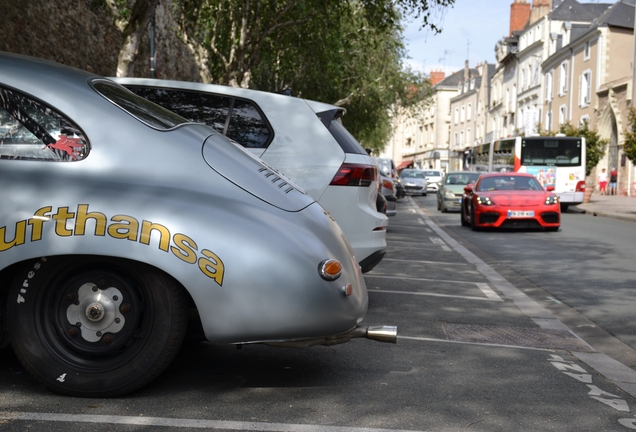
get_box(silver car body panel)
[0,52,367,344]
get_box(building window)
[559,61,568,96]
[584,41,590,61]
[580,114,590,126]
[466,128,471,146]
[460,106,465,123]
[546,111,552,131]
[559,105,567,125]
[454,108,459,124]
[580,70,592,107]
[546,71,553,101]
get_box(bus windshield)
[520,137,582,167]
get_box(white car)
[113,78,388,272]
[423,170,444,192]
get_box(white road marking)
[369,289,503,302]
[0,412,430,432]
[398,335,554,352]
[476,283,503,300]
[380,258,475,267]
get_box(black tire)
[7,256,187,397]
[470,204,479,231]
[460,205,469,227]
[422,192,427,196]
[560,203,570,212]
[437,198,441,211]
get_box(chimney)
[530,0,551,25]
[464,60,470,81]
[429,69,445,86]
[510,0,531,36]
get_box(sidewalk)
[570,193,636,222]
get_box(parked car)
[113,78,387,273]
[375,157,404,199]
[422,169,444,193]
[0,52,396,397]
[378,172,397,217]
[399,169,429,196]
[436,171,481,213]
[460,172,560,231]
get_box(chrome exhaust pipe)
[263,325,397,348]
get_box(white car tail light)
[330,163,377,187]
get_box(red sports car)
[460,172,560,231]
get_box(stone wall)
[0,0,200,81]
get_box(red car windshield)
[477,176,543,192]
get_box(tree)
[623,107,636,164]
[172,0,441,150]
[106,0,161,77]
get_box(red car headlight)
[545,195,559,205]
[476,196,494,206]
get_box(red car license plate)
[507,210,534,218]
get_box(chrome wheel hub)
[66,283,125,342]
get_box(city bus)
[469,135,586,210]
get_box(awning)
[396,160,413,170]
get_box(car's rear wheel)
[8,256,187,397]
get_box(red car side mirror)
[546,185,555,191]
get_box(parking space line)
[0,412,429,432]
[476,282,503,300]
[380,258,476,267]
[398,335,555,352]
[367,274,493,286]
[369,289,503,301]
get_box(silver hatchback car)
[0,52,395,397]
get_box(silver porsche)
[0,52,395,397]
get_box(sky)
[402,0,605,77]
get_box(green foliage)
[172,0,440,152]
[548,121,607,177]
[623,107,636,165]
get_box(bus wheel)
[8,256,187,397]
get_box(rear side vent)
[259,167,294,193]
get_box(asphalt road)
[1,195,636,431]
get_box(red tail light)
[576,181,585,192]
[330,163,378,187]
[382,178,394,191]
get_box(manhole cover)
[443,323,593,352]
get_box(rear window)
[327,120,368,155]
[125,86,273,149]
[423,171,441,177]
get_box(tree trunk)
[116,0,160,77]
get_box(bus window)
[520,137,582,167]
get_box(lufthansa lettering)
[0,204,225,286]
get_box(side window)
[0,86,89,161]
[127,87,231,133]
[225,99,272,148]
[125,86,272,149]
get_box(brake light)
[576,181,585,192]
[330,163,377,187]
[382,179,394,191]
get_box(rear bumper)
[359,249,386,273]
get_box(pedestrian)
[598,168,608,195]
[609,167,618,195]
